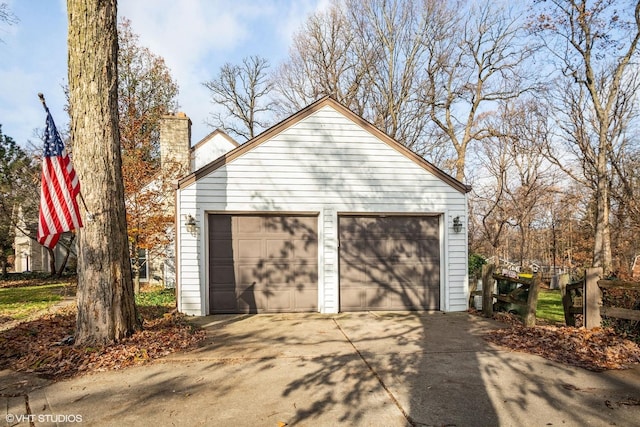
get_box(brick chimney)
[159,112,191,177]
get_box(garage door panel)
[340,261,366,285]
[390,240,437,261]
[236,216,262,233]
[237,239,262,259]
[209,215,233,236]
[362,239,388,259]
[265,239,293,259]
[290,261,318,284]
[364,288,389,308]
[260,261,290,284]
[295,289,318,310]
[209,214,318,314]
[237,261,290,285]
[210,264,235,285]
[384,265,419,284]
[211,239,234,259]
[340,216,440,311]
[237,264,258,285]
[265,291,292,311]
[364,263,393,285]
[387,288,427,310]
[262,216,284,234]
[210,290,237,311]
[292,238,317,258]
[340,288,365,310]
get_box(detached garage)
[175,96,471,315]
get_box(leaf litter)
[0,304,206,380]
[484,312,640,371]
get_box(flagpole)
[37,92,92,220]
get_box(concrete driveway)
[2,312,639,426]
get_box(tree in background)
[273,3,369,117]
[423,0,538,181]
[530,0,640,273]
[273,0,434,154]
[493,100,559,266]
[118,18,180,293]
[271,0,536,180]
[0,126,39,276]
[0,2,17,38]
[203,55,274,141]
[198,0,640,274]
[611,141,640,273]
[68,0,139,345]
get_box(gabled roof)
[190,128,239,152]
[178,96,471,194]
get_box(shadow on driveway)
[188,311,500,425]
[3,312,639,426]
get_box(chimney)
[159,112,191,176]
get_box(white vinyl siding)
[191,133,237,171]
[177,105,468,315]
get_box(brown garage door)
[209,214,318,314]
[339,215,440,311]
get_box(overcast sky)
[0,0,327,148]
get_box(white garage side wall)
[178,105,468,315]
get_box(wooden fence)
[561,267,640,328]
[480,264,541,327]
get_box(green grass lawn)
[135,286,176,307]
[0,283,71,320]
[537,289,565,324]
[0,276,175,323]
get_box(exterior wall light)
[452,216,463,233]
[185,214,197,234]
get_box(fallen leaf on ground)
[0,305,206,380]
[483,312,640,371]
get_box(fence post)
[468,273,477,308]
[482,264,495,317]
[584,267,603,329]
[559,277,575,327]
[522,273,541,327]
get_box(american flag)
[37,108,82,249]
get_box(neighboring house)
[13,205,74,274]
[131,112,239,287]
[13,229,74,273]
[12,113,238,282]
[174,96,471,315]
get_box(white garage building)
[175,97,471,315]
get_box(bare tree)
[275,0,536,178]
[470,120,512,260]
[68,0,139,345]
[0,3,17,40]
[273,2,370,117]
[275,0,433,153]
[530,0,640,272]
[423,0,539,181]
[471,99,559,266]
[500,101,559,266]
[204,55,275,141]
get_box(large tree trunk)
[68,0,139,345]
[593,150,612,273]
